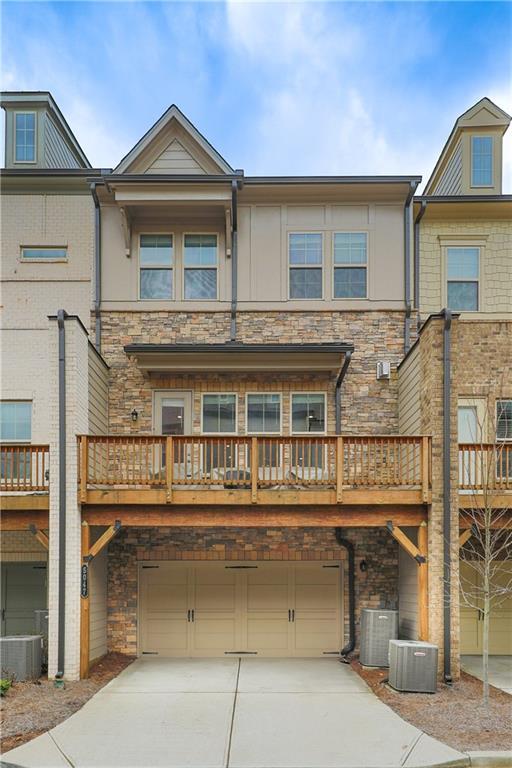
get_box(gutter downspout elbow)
[414,201,427,329]
[335,350,353,435]
[442,307,453,684]
[90,183,101,352]
[230,180,240,342]
[335,528,356,657]
[56,309,68,680]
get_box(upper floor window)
[21,247,67,261]
[246,394,281,433]
[333,233,367,298]
[139,235,173,300]
[291,393,326,434]
[15,113,36,162]
[289,233,322,299]
[447,247,479,311]
[0,401,32,441]
[471,136,493,187]
[496,400,512,441]
[184,234,218,300]
[202,394,237,434]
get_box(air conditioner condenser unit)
[359,608,398,667]
[388,640,438,693]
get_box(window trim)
[470,135,494,189]
[0,400,32,443]
[14,111,37,164]
[445,245,480,313]
[288,232,324,301]
[138,232,174,301]
[290,392,327,435]
[200,392,238,435]
[332,231,369,300]
[496,399,512,442]
[245,392,283,435]
[20,246,68,263]
[182,232,219,302]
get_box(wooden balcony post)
[166,437,173,503]
[421,436,430,502]
[417,521,429,641]
[80,520,90,679]
[336,436,344,503]
[251,437,258,503]
[80,436,88,504]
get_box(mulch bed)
[351,659,512,752]
[0,652,135,754]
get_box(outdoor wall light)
[359,559,368,572]
[131,409,139,422]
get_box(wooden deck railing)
[459,442,512,491]
[78,434,431,502]
[0,444,49,492]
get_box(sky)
[1,1,512,191]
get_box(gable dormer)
[424,97,510,196]
[1,91,90,170]
[113,104,233,175]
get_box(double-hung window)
[471,136,493,187]
[139,235,173,300]
[447,247,479,311]
[333,233,367,298]
[246,394,281,433]
[202,394,237,434]
[289,233,323,299]
[0,402,32,481]
[15,113,36,162]
[496,400,512,480]
[184,234,218,300]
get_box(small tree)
[459,401,512,707]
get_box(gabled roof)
[0,90,91,168]
[113,104,234,175]
[424,97,511,194]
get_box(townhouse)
[0,92,510,682]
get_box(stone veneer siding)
[107,526,399,657]
[100,310,413,435]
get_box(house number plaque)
[81,564,89,598]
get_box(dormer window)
[471,136,493,187]
[15,113,36,162]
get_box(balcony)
[77,434,432,509]
[459,442,512,511]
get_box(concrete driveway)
[2,658,467,768]
[461,655,512,694]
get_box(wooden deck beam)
[0,495,49,511]
[1,510,49,530]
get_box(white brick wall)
[48,315,89,681]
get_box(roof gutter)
[90,183,101,352]
[335,350,353,434]
[404,181,418,354]
[442,307,453,684]
[414,201,428,328]
[56,310,68,680]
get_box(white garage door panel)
[139,562,343,657]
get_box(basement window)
[447,247,479,311]
[139,235,173,300]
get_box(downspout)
[335,350,353,434]
[230,180,239,342]
[56,309,68,680]
[442,307,452,684]
[335,528,356,657]
[90,183,101,352]
[403,182,417,354]
[413,201,427,329]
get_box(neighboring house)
[0,93,510,682]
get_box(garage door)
[1,563,47,636]
[460,561,512,655]
[139,562,342,657]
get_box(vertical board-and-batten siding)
[431,139,463,195]
[147,139,206,174]
[44,114,81,169]
[398,527,419,640]
[397,344,421,434]
[88,343,109,435]
[89,546,108,662]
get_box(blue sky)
[1,1,511,190]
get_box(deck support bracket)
[387,519,429,641]
[386,520,426,563]
[459,526,476,548]
[29,524,49,550]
